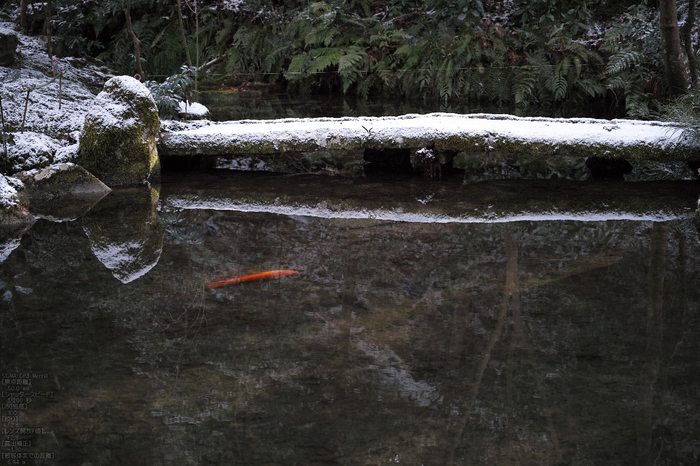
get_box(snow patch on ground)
[54,143,79,163]
[178,101,210,118]
[0,21,111,137]
[6,131,61,172]
[0,174,18,207]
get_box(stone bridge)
[158,113,700,181]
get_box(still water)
[2,171,700,465]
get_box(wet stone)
[15,162,111,200]
[14,162,111,221]
[624,160,697,181]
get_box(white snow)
[178,101,210,118]
[0,20,112,178]
[0,174,18,207]
[0,237,21,263]
[79,76,155,139]
[219,0,246,11]
[107,76,155,103]
[54,143,79,163]
[20,162,77,181]
[6,131,61,172]
[86,95,134,129]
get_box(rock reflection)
[82,186,164,283]
[0,233,22,263]
[353,339,440,407]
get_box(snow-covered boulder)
[77,76,160,187]
[2,131,61,174]
[178,101,210,120]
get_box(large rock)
[14,163,111,221]
[15,162,110,200]
[77,76,160,187]
[0,29,18,66]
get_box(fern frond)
[578,78,605,98]
[338,50,365,74]
[606,50,643,75]
[553,72,568,101]
[286,53,311,80]
[308,47,345,73]
[513,68,538,104]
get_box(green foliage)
[281,1,385,95]
[600,4,664,118]
[512,0,600,36]
[226,15,291,84]
[145,66,196,119]
[664,88,700,145]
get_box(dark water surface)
[2,172,700,465]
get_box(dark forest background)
[6,0,700,118]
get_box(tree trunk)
[125,0,144,77]
[177,0,193,67]
[659,0,688,95]
[683,0,698,88]
[43,0,52,59]
[20,0,30,32]
[194,0,199,101]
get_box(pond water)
[2,170,700,465]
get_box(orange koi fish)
[205,270,299,289]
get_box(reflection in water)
[0,235,21,263]
[637,223,668,466]
[82,187,164,284]
[1,175,700,465]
